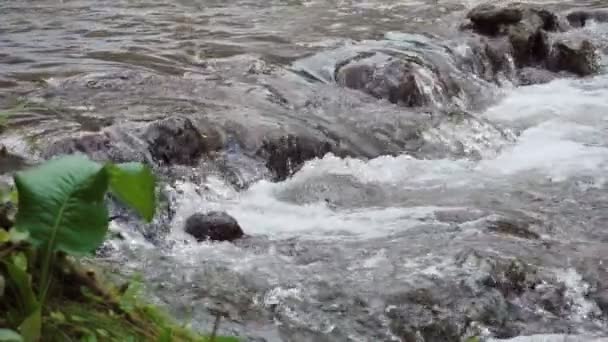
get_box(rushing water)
[2,0,608,341]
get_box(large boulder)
[548,40,601,76]
[467,4,524,36]
[184,211,244,242]
[143,116,210,166]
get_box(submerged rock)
[184,211,244,242]
[487,219,540,240]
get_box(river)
[2,0,608,341]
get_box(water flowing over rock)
[184,211,244,242]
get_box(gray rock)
[257,134,334,181]
[508,26,550,68]
[336,59,430,107]
[567,10,608,28]
[548,40,601,76]
[517,67,556,85]
[184,211,244,242]
[144,116,209,165]
[487,219,540,240]
[467,4,524,36]
[466,4,561,36]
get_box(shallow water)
[2,0,608,341]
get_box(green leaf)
[13,155,110,255]
[11,252,27,271]
[0,329,23,342]
[119,280,143,313]
[3,261,38,314]
[0,229,9,243]
[203,337,240,342]
[8,229,28,243]
[156,328,172,342]
[106,163,156,222]
[9,190,18,205]
[18,308,41,342]
[0,274,4,298]
[81,334,97,342]
[50,311,66,323]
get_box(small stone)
[184,211,244,242]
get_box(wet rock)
[508,27,550,68]
[466,4,560,36]
[42,129,146,163]
[257,134,334,181]
[467,4,524,36]
[143,116,209,165]
[0,145,29,174]
[591,290,608,315]
[566,10,608,28]
[337,59,429,107]
[386,283,512,341]
[517,67,556,85]
[482,259,540,297]
[548,40,600,76]
[487,219,540,240]
[184,211,244,242]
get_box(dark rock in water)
[184,211,244,242]
[257,134,334,181]
[467,4,524,36]
[567,10,608,28]
[0,145,29,174]
[144,116,208,165]
[482,259,540,297]
[592,290,608,315]
[487,219,540,240]
[508,26,550,68]
[548,40,600,76]
[337,60,429,107]
[42,128,146,163]
[466,4,561,36]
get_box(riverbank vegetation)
[0,155,237,342]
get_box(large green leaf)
[0,329,23,342]
[106,163,155,222]
[13,155,110,255]
[18,308,41,342]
